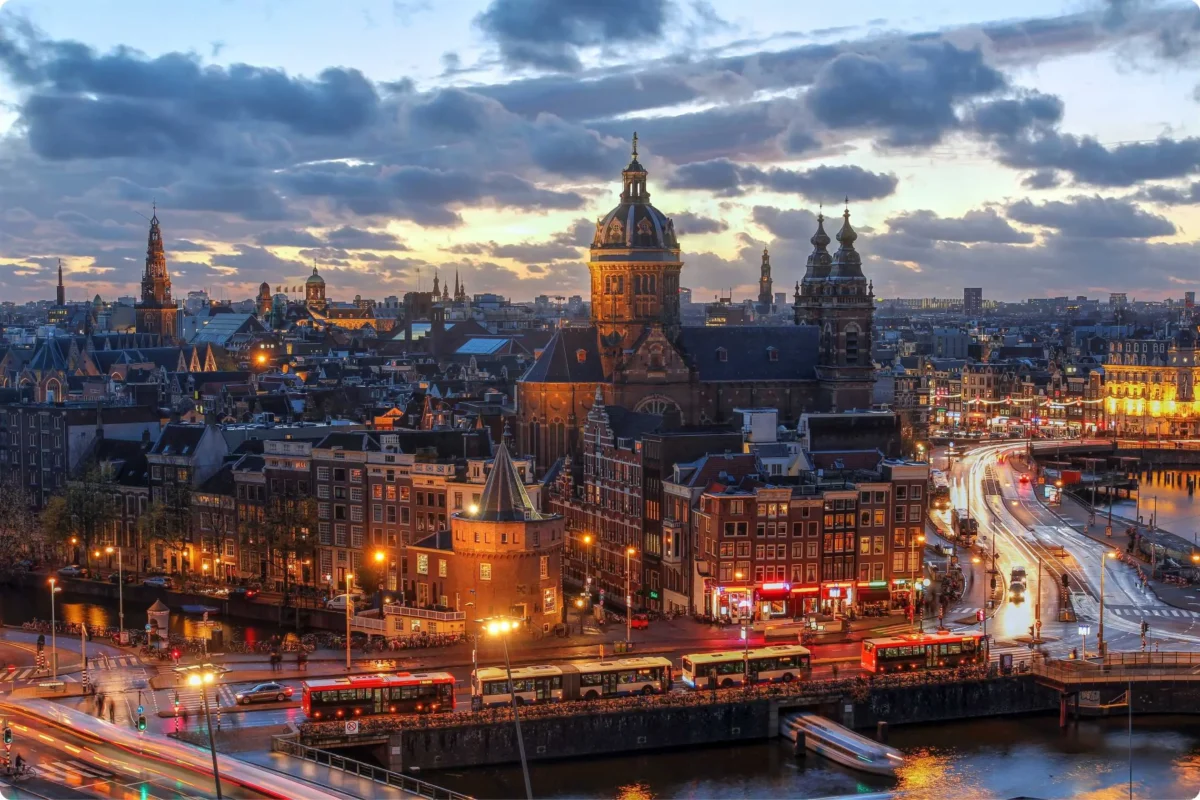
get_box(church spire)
[432,269,440,297]
[56,259,64,306]
[830,200,864,279]
[141,209,172,306]
[621,131,649,204]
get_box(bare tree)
[0,475,40,581]
[138,483,193,575]
[43,468,119,575]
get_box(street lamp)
[345,572,354,670]
[48,578,60,679]
[106,545,124,640]
[1078,624,1091,659]
[624,546,636,645]
[468,503,479,516]
[575,596,586,634]
[581,533,594,600]
[482,617,532,800]
[180,665,227,799]
[1098,550,1118,657]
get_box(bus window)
[863,642,874,653]
[682,658,694,674]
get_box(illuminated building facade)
[1105,330,1200,438]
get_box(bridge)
[1032,652,1200,726]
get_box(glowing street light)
[105,545,124,639]
[480,617,531,800]
[468,503,479,516]
[176,664,229,799]
[625,546,637,644]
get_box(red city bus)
[860,632,986,674]
[301,672,455,720]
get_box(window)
[540,556,549,579]
[416,554,429,575]
[805,563,817,583]
[859,492,871,504]
[859,511,871,526]
[807,542,817,559]
[873,536,885,555]
[791,542,804,559]
[480,562,492,581]
[439,559,447,578]
[350,469,363,483]
[874,509,886,526]
[317,467,329,481]
[372,485,382,500]
[373,505,383,523]
[896,486,907,500]
[894,506,906,523]
[859,536,870,555]
[350,487,362,502]
[911,485,923,500]
[909,504,922,522]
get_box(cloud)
[210,244,306,274]
[992,132,1200,188]
[1136,181,1200,206]
[1006,195,1176,238]
[668,159,898,201]
[806,41,1006,146]
[475,0,668,72]
[281,163,585,225]
[966,92,1064,139]
[254,228,325,247]
[751,206,819,240]
[323,225,407,250]
[1021,170,1061,190]
[886,208,1034,244]
[672,212,729,236]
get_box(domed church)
[515,136,876,471]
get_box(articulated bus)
[861,632,985,674]
[950,507,979,544]
[680,645,812,689]
[929,471,951,511]
[472,657,672,707]
[301,672,456,719]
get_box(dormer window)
[767,347,779,362]
[576,349,588,364]
[716,347,728,363]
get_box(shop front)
[756,582,793,620]
[708,583,754,622]
[790,584,820,616]
[819,581,855,617]
[855,581,891,615]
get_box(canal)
[1103,467,1200,545]
[0,585,289,643]
[434,715,1200,799]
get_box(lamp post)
[48,578,60,679]
[345,572,354,670]
[482,618,532,800]
[575,597,586,635]
[182,666,226,799]
[912,534,926,629]
[624,546,636,645]
[373,550,386,610]
[105,546,124,640]
[1079,623,1091,659]
[1099,550,1117,658]
[581,533,593,600]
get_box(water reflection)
[1107,468,1200,542]
[0,585,292,641]
[433,716,1200,800]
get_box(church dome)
[259,281,270,294]
[306,266,325,286]
[590,134,679,261]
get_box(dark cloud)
[668,159,898,201]
[254,228,324,247]
[475,0,668,72]
[210,244,306,274]
[173,239,213,252]
[281,163,585,225]
[966,92,1063,139]
[886,208,1034,244]
[806,42,1006,146]
[1006,195,1176,238]
[323,226,407,250]
[0,26,379,162]
[992,131,1200,188]
[1136,181,1200,206]
[673,212,729,236]
[487,240,581,261]
[1022,170,1061,190]
[751,206,819,240]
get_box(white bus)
[472,657,672,706]
[472,664,565,707]
[681,644,812,689]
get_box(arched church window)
[635,396,681,416]
[637,217,654,238]
[633,275,642,294]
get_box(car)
[229,587,259,600]
[1019,473,1030,484]
[325,593,366,611]
[56,565,86,578]
[142,576,174,589]
[108,572,135,584]
[630,613,650,630]
[234,682,293,705]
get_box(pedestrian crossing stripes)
[91,655,141,669]
[172,684,237,710]
[7,655,142,682]
[1110,606,1200,619]
[35,759,115,783]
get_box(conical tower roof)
[474,443,543,522]
[829,202,864,279]
[804,211,833,281]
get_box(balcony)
[382,604,465,622]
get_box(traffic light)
[976,609,984,622]
[137,715,146,732]
[173,692,180,708]
[1141,620,1150,636]
[36,634,44,649]
[3,727,12,745]
[171,649,180,661]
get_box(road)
[944,441,1200,656]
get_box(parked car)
[143,576,174,589]
[630,613,650,630]
[229,587,259,600]
[57,565,87,578]
[325,593,366,611]
[108,572,135,584]
[234,682,293,705]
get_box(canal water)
[435,715,1200,799]
[0,585,287,643]
[1099,467,1200,544]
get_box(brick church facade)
[515,136,876,472]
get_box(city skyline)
[0,0,1198,305]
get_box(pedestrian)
[108,702,115,724]
[181,706,190,728]
[831,663,839,679]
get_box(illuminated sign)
[761,582,790,592]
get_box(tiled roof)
[520,327,606,384]
[677,326,819,381]
[474,443,543,522]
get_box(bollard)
[876,721,889,743]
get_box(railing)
[1033,657,1200,685]
[382,604,466,622]
[350,616,386,633]
[1101,651,1200,668]
[272,735,472,800]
